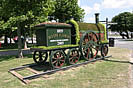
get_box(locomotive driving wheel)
[50,50,66,69]
[80,31,99,60]
[67,48,80,65]
[33,51,48,64]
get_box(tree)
[0,0,55,58]
[128,15,133,32]
[52,0,85,22]
[0,1,10,44]
[111,12,133,39]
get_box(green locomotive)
[31,15,108,69]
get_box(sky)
[78,0,133,23]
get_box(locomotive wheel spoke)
[86,48,90,59]
[52,60,57,64]
[70,56,78,63]
[60,59,64,62]
[91,46,97,50]
[53,57,58,60]
[39,58,43,62]
[81,44,91,60]
[55,62,58,67]
[35,56,39,59]
[90,47,98,59]
[69,57,73,61]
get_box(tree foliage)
[111,12,133,39]
[0,0,85,58]
[52,0,85,22]
[1,0,55,28]
[0,0,55,58]
[0,0,55,39]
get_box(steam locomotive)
[31,14,109,69]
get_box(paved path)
[115,39,133,50]
[0,49,32,56]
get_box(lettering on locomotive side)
[48,34,70,40]
[50,39,69,42]
[47,28,71,46]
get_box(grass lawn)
[0,47,131,88]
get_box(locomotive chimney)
[95,13,99,24]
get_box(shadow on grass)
[103,59,133,65]
[23,54,32,58]
[0,44,18,50]
[0,54,33,62]
[29,62,52,72]
[0,55,18,62]
[22,56,102,75]
[0,43,33,51]
[21,56,90,77]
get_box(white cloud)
[80,3,101,16]
[83,16,95,23]
[81,6,92,15]
[88,17,95,23]
[78,0,93,15]
[78,0,80,6]
[102,0,133,8]
[93,3,101,13]
[79,1,101,22]
[78,0,133,23]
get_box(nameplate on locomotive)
[57,29,63,33]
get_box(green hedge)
[100,23,108,43]
[35,23,72,30]
[78,22,105,31]
[69,19,80,44]
[33,44,79,50]
[78,22,108,43]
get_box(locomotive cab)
[35,22,73,47]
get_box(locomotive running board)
[9,55,112,84]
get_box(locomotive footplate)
[30,46,79,52]
[9,55,112,84]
